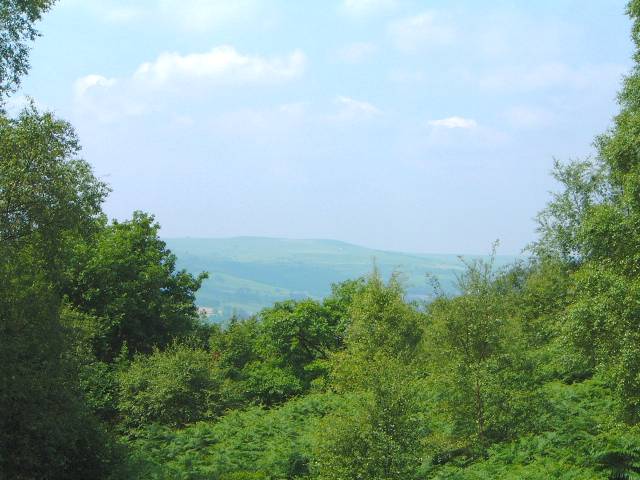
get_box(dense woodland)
[5,1,640,479]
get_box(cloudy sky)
[16,0,633,254]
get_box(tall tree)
[63,211,207,362]
[543,0,640,422]
[0,0,55,102]
[0,107,115,478]
[424,255,540,452]
[314,273,427,480]
[0,106,108,251]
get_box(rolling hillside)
[165,237,517,320]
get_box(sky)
[13,0,634,254]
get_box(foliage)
[0,105,118,478]
[64,211,208,361]
[257,298,342,384]
[424,380,640,480]
[424,254,543,452]
[531,158,610,264]
[117,345,223,430]
[0,254,120,478]
[7,1,640,478]
[0,105,108,260]
[240,360,304,407]
[313,357,427,480]
[205,284,364,409]
[528,0,640,423]
[259,300,337,367]
[210,317,261,374]
[0,0,55,100]
[127,393,343,479]
[341,272,423,365]
[313,273,427,480]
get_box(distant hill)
[165,237,517,320]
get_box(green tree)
[258,298,340,384]
[64,211,208,361]
[424,255,540,452]
[314,273,427,480]
[0,0,55,101]
[209,316,303,408]
[117,344,223,429]
[0,107,116,478]
[531,158,609,264]
[209,317,261,376]
[537,0,640,422]
[322,277,366,338]
[313,356,426,480]
[241,360,303,407]
[341,272,422,363]
[0,106,108,260]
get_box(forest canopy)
[4,1,640,479]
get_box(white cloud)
[173,115,195,127]
[332,96,381,121]
[73,76,149,122]
[74,74,117,97]
[428,116,477,129]
[389,11,455,53]
[342,0,397,16]
[423,123,510,150]
[73,46,306,122]
[336,42,377,63]
[278,102,306,116]
[133,46,306,88]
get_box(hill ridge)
[164,237,516,320]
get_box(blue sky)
[14,0,633,254]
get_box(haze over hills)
[165,237,517,320]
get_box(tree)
[64,211,208,361]
[329,271,424,394]
[341,272,423,364]
[240,360,304,407]
[117,345,223,429]
[313,357,426,480]
[209,317,261,376]
[543,0,640,422]
[314,273,427,480]
[0,257,111,478]
[424,255,540,452]
[0,0,56,102]
[322,277,367,339]
[258,299,340,384]
[0,107,117,478]
[0,105,108,266]
[531,158,609,264]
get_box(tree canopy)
[0,0,55,101]
[6,1,640,479]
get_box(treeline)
[5,0,640,479]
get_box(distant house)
[197,306,216,317]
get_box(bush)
[117,345,222,429]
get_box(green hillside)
[165,237,516,319]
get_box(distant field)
[165,237,517,320]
